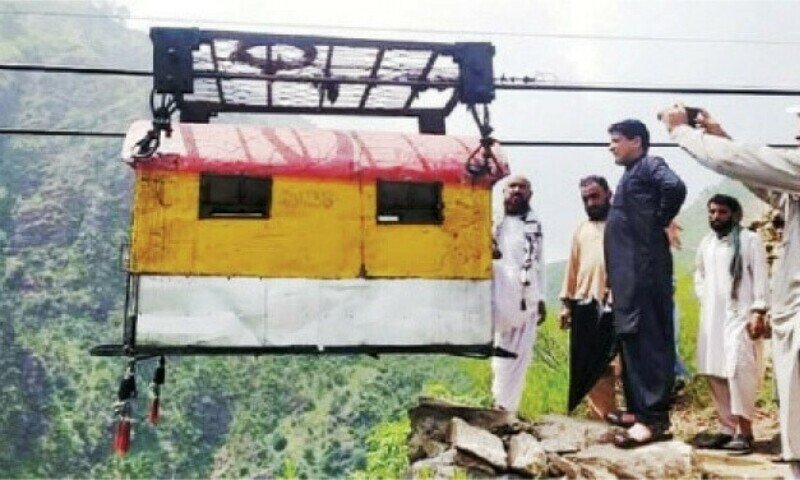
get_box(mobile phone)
[685,107,701,128]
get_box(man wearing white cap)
[660,104,800,476]
[491,175,546,413]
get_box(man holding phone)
[660,104,800,474]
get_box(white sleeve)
[694,237,706,300]
[538,230,546,302]
[671,125,800,195]
[744,183,783,209]
[747,234,770,312]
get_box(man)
[604,119,687,448]
[694,194,768,454]
[492,175,546,413]
[660,105,800,474]
[559,175,619,419]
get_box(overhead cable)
[0,63,150,77]
[500,140,798,149]
[494,82,800,96]
[0,128,796,149]
[3,9,800,46]
[3,63,800,97]
[0,128,125,138]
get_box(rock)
[413,464,458,480]
[421,438,449,459]
[568,440,694,478]
[578,463,617,479]
[407,414,450,462]
[409,397,520,438]
[454,449,497,476]
[507,432,547,477]
[695,450,784,479]
[540,438,580,455]
[408,416,447,462]
[533,414,614,450]
[547,453,580,478]
[449,417,507,469]
[410,449,459,479]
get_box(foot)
[723,434,754,455]
[671,377,688,401]
[613,423,673,449]
[605,409,636,428]
[693,432,734,449]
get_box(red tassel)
[148,357,165,426]
[148,397,160,425]
[113,418,131,455]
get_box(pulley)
[465,104,502,178]
[132,90,180,159]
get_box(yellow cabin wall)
[130,170,491,279]
[361,183,492,278]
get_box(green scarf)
[729,223,743,301]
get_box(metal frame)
[151,27,495,134]
[90,343,512,358]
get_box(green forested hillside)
[0,3,773,478]
[0,3,148,475]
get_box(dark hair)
[708,194,743,218]
[579,175,611,192]
[608,119,650,154]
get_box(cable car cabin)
[116,120,508,356]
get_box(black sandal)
[613,425,673,449]
[605,410,636,428]
[723,434,754,455]
[693,432,733,449]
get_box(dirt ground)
[670,380,791,478]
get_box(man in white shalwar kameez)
[661,104,800,476]
[694,194,768,453]
[491,175,546,413]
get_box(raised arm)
[660,105,800,196]
[741,183,786,209]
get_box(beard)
[504,196,530,215]
[710,218,735,236]
[585,202,610,221]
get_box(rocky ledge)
[407,398,694,479]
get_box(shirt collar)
[624,153,646,171]
[714,232,732,243]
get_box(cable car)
[91,27,506,454]
[120,120,504,353]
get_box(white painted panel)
[136,276,492,347]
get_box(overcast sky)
[116,0,800,260]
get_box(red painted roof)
[122,121,508,187]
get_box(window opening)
[376,180,443,224]
[199,174,272,218]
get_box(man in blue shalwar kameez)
[603,119,687,448]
